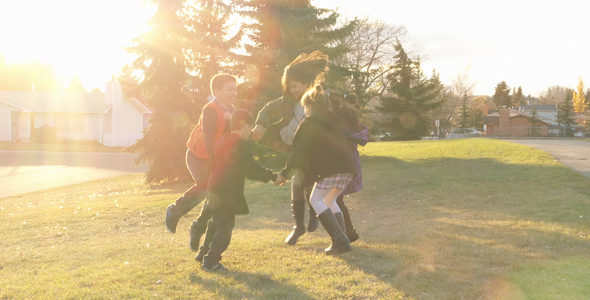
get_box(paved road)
[508,140,590,178]
[0,150,148,198]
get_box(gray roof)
[519,104,559,112]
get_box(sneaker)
[165,204,180,233]
[202,262,228,271]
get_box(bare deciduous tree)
[332,17,408,105]
[430,65,476,134]
[538,85,570,105]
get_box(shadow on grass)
[239,153,590,299]
[189,270,315,300]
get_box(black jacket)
[281,109,356,187]
[206,134,277,215]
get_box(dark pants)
[203,211,235,266]
[292,173,314,224]
[172,150,209,217]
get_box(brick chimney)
[499,108,510,136]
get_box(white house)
[0,82,151,147]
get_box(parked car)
[378,132,395,141]
[446,128,482,139]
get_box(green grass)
[0,141,122,153]
[1,139,589,299]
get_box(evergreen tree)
[116,64,142,103]
[529,104,542,137]
[183,0,243,114]
[125,0,194,183]
[556,92,576,137]
[237,0,354,111]
[458,96,471,128]
[378,42,444,140]
[65,74,86,92]
[492,81,511,108]
[513,86,525,106]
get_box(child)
[251,51,329,246]
[201,109,283,271]
[165,74,236,245]
[329,92,368,243]
[279,86,356,255]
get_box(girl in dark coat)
[328,92,369,243]
[280,86,355,255]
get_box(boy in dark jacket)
[201,109,284,271]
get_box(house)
[0,82,151,147]
[484,108,554,137]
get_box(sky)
[1,0,588,96]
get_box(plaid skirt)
[315,173,354,190]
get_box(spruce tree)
[116,64,143,105]
[378,42,444,140]
[237,0,354,111]
[557,92,576,137]
[184,0,243,114]
[65,74,86,92]
[458,96,471,128]
[125,0,194,183]
[513,86,524,106]
[492,81,510,108]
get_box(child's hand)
[251,124,265,141]
[274,173,286,186]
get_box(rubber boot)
[317,209,351,255]
[284,200,306,245]
[337,195,359,243]
[334,212,346,235]
[307,205,318,232]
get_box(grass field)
[1,139,590,299]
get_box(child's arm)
[238,141,278,183]
[201,106,219,155]
[252,98,284,140]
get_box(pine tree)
[378,42,444,140]
[458,96,471,128]
[492,81,510,108]
[529,104,542,137]
[557,92,576,137]
[116,64,142,103]
[184,0,244,113]
[65,74,86,92]
[513,86,525,106]
[237,0,354,111]
[124,0,194,183]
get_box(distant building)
[484,108,554,137]
[0,82,151,147]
